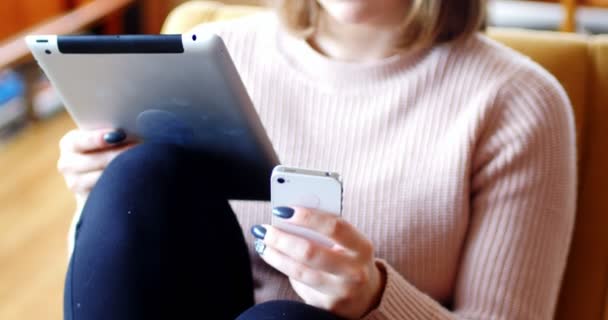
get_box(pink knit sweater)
[192,12,578,319]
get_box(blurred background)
[0,0,606,319]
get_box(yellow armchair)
[162,2,608,319]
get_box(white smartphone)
[270,165,343,247]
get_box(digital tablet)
[25,33,279,200]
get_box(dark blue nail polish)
[103,130,126,144]
[273,207,294,219]
[251,225,267,240]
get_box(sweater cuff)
[361,259,451,320]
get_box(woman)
[60,0,576,319]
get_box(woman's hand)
[57,129,135,204]
[251,207,386,319]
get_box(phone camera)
[45,49,51,55]
[192,34,197,41]
[277,178,285,184]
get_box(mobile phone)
[270,165,343,247]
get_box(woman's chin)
[320,2,374,25]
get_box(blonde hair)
[275,0,486,49]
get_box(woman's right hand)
[58,129,136,204]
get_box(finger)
[288,278,335,311]
[65,170,103,194]
[60,129,122,153]
[256,240,344,296]
[263,225,356,276]
[276,206,374,259]
[58,143,135,174]
[75,194,88,209]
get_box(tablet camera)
[277,178,285,184]
[192,34,197,41]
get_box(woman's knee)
[236,301,344,320]
[82,143,191,229]
[104,143,188,181]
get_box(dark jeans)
[64,143,342,320]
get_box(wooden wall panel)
[141,0,171,34]
[0,2,22,41]
[0,0,68,42]
[73,0,124,34]
[19,0,68,27]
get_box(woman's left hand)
[251,207,386,320]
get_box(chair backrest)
[487,29,608,320]
[162,2,608,319]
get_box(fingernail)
[254,239,266,255]
[251,225,267,240]
[273,207,294,219]
[103,130,126,144]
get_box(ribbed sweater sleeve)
[362,70,576,319]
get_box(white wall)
[488,0,608,34]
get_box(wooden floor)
[0,112,75,320]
